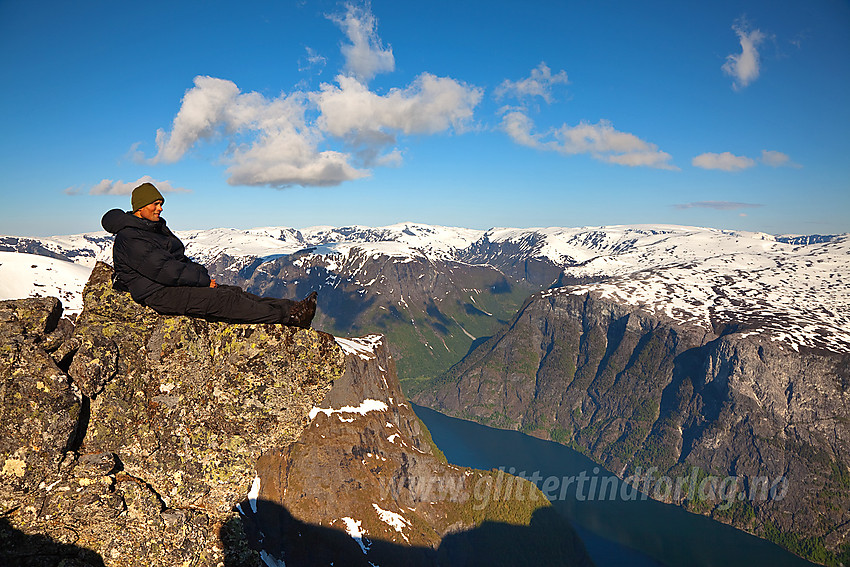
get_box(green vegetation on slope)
[319,283,536,397]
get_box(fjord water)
[412,404,814,567]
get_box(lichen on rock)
[0,297,81,495]
[1,262,344,566]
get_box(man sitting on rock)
[101,182,316,328]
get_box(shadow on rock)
[229,498,590,567]
[0,516,105,567]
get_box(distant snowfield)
[536,227,850,353]
[2,222,847,352]
[176,221,484,263]
[0,251,92,314]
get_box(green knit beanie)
[131,182,165,212]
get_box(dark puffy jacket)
[101,209,211,302]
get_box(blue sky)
[1,0,848,237]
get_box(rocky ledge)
[1,262,344,565]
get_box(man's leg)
[287,291,317,329]
[216,285,296,320]
[144,286,285,324]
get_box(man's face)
[135,200,163,222]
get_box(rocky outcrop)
[1,262,343,565]
[2,263,593,566]
[416,288,850,563]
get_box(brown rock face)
[0,298,79,497]
[248,335,593,566]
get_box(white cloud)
[606,150,676,169]
[88,175,190,196]
[150,75,370,188]
[495,62,569,103]
[691,150,799,172]
[496,62,673,169]
[501,111,677,170]
[299,46,328,73]
[227,142,368,187]
[722,20,766,90]
[151,76,241,165]
[500,110,541,149]
[147,71,481,188]
[329,2,394,83]
[124,141,148,165]
[316,73,482,139]
[313,72,481,168]
[144,4,482,189]
[674,201,762,211]
[692,152,757,171]
[146,2,692,188]
[222,100,370,188]
[760,150,801,168]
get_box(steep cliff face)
[2,263,593,567]
[247,334,591,566]
[416,288,850,562]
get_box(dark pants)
[143,285,294,324]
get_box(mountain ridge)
[3,222,848,355]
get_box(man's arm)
[114,232,211,288]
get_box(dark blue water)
[412,403,815,567]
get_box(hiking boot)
[287,291,317,329]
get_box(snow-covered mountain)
[178,222,485,266]
[2,223,847,353]
[509,225,850,353]
[0,251,91,314]
[0,233,114,267]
